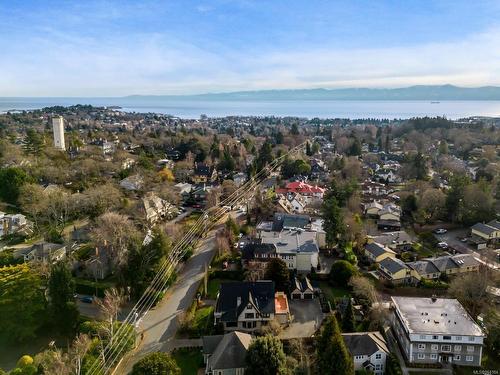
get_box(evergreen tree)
[264,258,290,292]
[316,315,354,375]
[348,138,362,156]
[0,167,31,205]
[306,141,312,156]
[342,298,355,332]
[48,262,79,335]
[321,196,345,248]
[23,128,45,156]
[291,123,299,135]
[131,352,180,375]
[246,335,289,375]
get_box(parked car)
[434,228,447,234]
[437,241,449,249]
[80,296,94,303]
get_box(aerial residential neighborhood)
[1,1,500,375]
[0,105,498,375]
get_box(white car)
[434,228,447,234]
[437,242,449,249]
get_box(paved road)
[116,232,217,374]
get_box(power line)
[86,142,306,374]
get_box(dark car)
[80,296,94,303]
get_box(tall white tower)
[52,116,66,150]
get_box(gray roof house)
[202,331,253,375]
[342,332,389,375]
[22,242,66,263]
[215,281,276,332]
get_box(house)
[120,175,143,191]
[22,242,66,263]
[271,213,311,232]
[139,192,178,225]
[193,163,217,183]
[391,297,485,366]
[260,230,319,272]
[364,201,384,217]
[342,332,389,375]
[361,181,392,198]
[214,281,290,332]
[290,276,315,299]
[470,220,500,244]
[277,192,307,214]
[232,172,247,187]
[378,257,419,285]
[0,212,27,237]
[408,254,480,280]
[369,231,413,252]
[202,331,253,375]
[378,204,401,222]
[364,242,396,263]
[276,181,325,199]
[83,246,113,280]
[377,219,401,231]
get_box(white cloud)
[1,25,499,96]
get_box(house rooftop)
[260,230,318,254]
[342,331,389,357]
[391,297,484,336]
[203,331,252,370]
[365,242,394,258]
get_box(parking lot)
[433,228,474,254]
[280,299,324,339]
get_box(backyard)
[172,347,203,375]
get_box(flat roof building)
[391,296,485,367]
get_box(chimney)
[95,247,99,257]
[431,295,437,303]
[237,296,241,307]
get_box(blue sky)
[1,0,500,96]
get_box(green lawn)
[172,347,203,375]
[319,281,351,305]
[206,278,222,299]
[178,305,215,338]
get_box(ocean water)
[1,97,500,119]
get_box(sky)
[1,0,500,96]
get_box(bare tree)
[349,275,378,307]
[70,333,91,375]
[449,270,493,318]
[91,212,139,270]
[95,288,126,347]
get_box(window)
[375,354,382,360]
[354,355,364,360]
[441,345,451,352]
[455,336,462,341]
[454,355,461,361]
[468,337,475,342]
[432,335,439,340]
[417,354,425,359]
[245,313,254,319]
[419,335,427,339]
[375,364,381,370]
[431,344,439,351]
[466,356,474,362]
[247,304,252,309]
[467,346,474,352]
[454,345,462,352]
[430,354,438,360]
[443,335,451,340]
[417,344,426,350]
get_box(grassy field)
[172,347,203,375]
[206,278,222,299]
[319,281,351,305]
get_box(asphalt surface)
[116,231,217,374]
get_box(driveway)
[433,228,472,255]
[280,299,324,339]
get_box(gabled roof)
[471,222,497,235]
[407,260,439,275]
[203,331,253,371]
[292,276,313,293]
[342,332,389,357]
[486,220,500,230]
[370,231,412,246]
[379,257,407,274]
[241,243,276,260]
[272,213,310,231]
[365,242,394,258]
[215,281,275,322]
[428,256,459,272]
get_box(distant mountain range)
[127,85,500,101]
